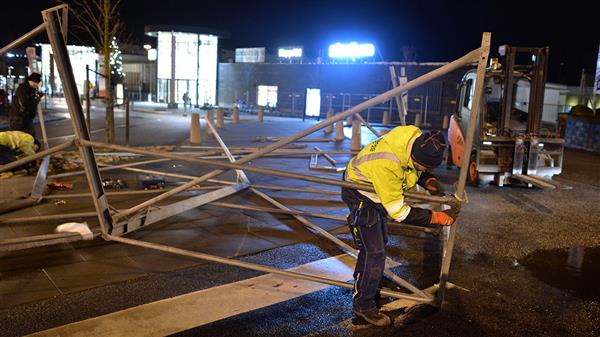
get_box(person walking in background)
[9,72,43,137]
[183,92,191,111]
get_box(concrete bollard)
[257,106,264,122]
[335,117,345,142]
[414,113,422,127]
[382,110,390,126]
[206,109,215,137]
[324,109,334,134]
[232,106,240,124]
[217,108,225,128]
[351,119,362,151]
[442,115,449,129]
[190,113,201,144]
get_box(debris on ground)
[101,178,126,190]
[0,171,15,179]
[1,146,178,179]
[47,181,74,190]
[309,146,345,172]
[138,175,165,190]
[55,222,94,240]
[53,199,67,206]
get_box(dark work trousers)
[0,145,17,165]
[341,186,389,313]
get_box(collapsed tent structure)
[0,5,491,309]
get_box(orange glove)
[430,211,455,226]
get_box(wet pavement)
[1,102,599,336]
[519,247,600,301]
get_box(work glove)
[423,177,445,196]
[430,211,455,226]
[445,198,461,220]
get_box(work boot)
[353,309,392,327]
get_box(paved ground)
[1,100,599,336]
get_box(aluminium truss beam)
[106,234,433,303]
[204,119,430,298]
[81,140,455,206]
[111,182,249,235]
[250,187,431,299]
[0,23,46,56]
[436,32,491,307]
[103,50,475,220]
[42,8,115,234]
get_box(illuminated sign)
[235,48,265,63]
[278,47,302,58]
[328,42,375,58]
[305,88,321,117]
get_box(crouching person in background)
[0,130,40,173]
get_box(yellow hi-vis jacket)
[0,131,36,158]
[345,125,422,222]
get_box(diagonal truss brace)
[111,182,249,235]
[205,118,431,300]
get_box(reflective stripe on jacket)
[345,125,422,222]
[0,131,35,157]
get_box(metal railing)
[246,84,446,126]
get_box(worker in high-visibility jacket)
[0,130,39,165]
[342,125,456,327]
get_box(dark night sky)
[3,0,599,84]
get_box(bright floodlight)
[278,47,302,58]
[328,42,375,58]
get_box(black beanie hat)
[411,130,446,169]
[27,72,42,83]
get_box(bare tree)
[63,0,123,143]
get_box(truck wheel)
[468,153,479,185]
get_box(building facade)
[39,44,97,97]
[145,25,222,107]
[217,62,466,126]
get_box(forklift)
[448,45,565,188]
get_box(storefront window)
[257,85,278,107]
[156,31,217,106]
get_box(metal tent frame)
[0,5,491,309]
